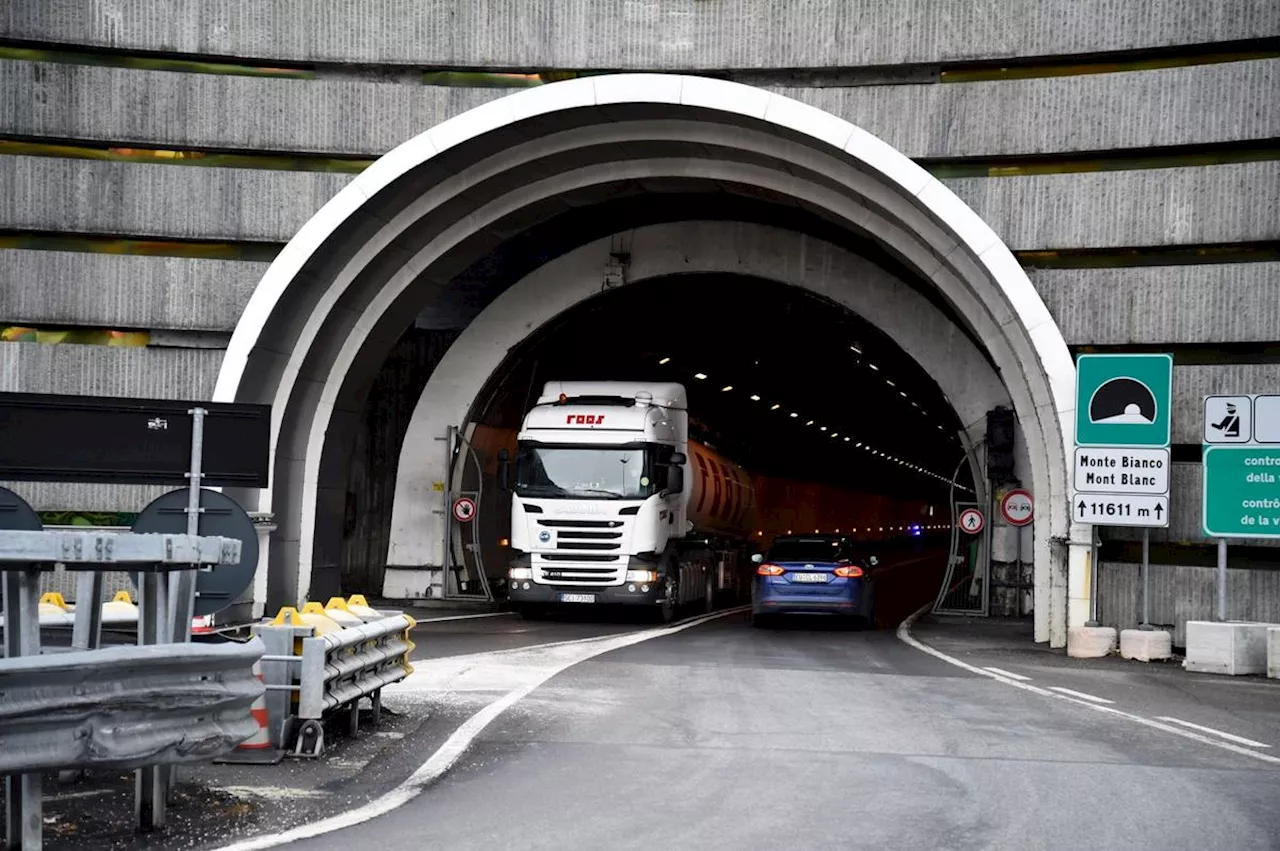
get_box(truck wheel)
[703,572,715,614]
[657,575,678,624]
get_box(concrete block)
[1067,626,1117,658]
[1184,621,1273,676]
[1269,627,1280,680]
[1119,629,1173,662]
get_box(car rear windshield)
[767,538,848,563]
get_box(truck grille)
[534,519,626,585]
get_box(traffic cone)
[214,659,283,764]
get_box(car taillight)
[756,563,785,576]
[834,565,864,578]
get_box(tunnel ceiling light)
[819,425,827,431]
[831,432,838,438]
[771,404,781,410]
[900,391,908,398]
[750,394,761,401]
[658,357,671,365]
[805,420,815,426]
[850,345,862,354]
[721,385,733,392]
[886,380,895,387]
[694,372,707,380]
[868,363,879,371]
[790,412,799,418]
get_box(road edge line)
[208,605,747,851]
[896,602,1280,768]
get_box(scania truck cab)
[500,381,743,622]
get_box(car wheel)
[751,611,770,629]
[657,575,678,624]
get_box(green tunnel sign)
[1203,446,1280,539]
[1074,354,1172,448]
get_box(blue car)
[750,535,879,628]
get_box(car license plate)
[559,593,596,603]
[790,573,828,583]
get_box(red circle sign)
[958,507,985,535]
[1000,489,1034,526]
[452,497,476,523]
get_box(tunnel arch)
[388,219,1011,566]
[212,74,1083,646]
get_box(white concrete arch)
[211,74,1084,645]
[387,220,1011,570]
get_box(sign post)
[1072,354,1173,628]
[1201,394,1280,621]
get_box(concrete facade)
[1,2,1277,643]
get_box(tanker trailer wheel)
[703,569,715,614]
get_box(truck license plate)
[790,573,828,583]
[559,593,596,603]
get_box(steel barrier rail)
[0,637,265,776]
[254,607,415,757]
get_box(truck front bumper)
[507,580,665,607]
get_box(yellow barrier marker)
[322,597,365,628]
[39,592,70,610]
[298,601,343,635]
[112,590,133,604]
[271,606,304,626]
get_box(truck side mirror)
[497,448,511,492]
[669,452,687,465]
[751,553,764,564]
[667,466,684,495]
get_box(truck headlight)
[625,569,658,583]
[509,567,533,580]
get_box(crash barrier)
[1,528,245,850]
[248,596,416,759]
[0,638,265,776]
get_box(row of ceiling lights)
[766,523,959,535]
[657,356,973,492]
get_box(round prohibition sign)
[1000,489,1034,526]
[452,497,477,523]
[958,507,985,535]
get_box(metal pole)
[4,566,43,850]
[71,570,105,650]
[443,425,456,596]
[136,572,166,830]
[1086,531,1100,627]
[169,406,206,644]
[1216,538,1228,622]
[1139,528,1152,630]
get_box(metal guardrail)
[0,638,265,775]
[253,599,416,758]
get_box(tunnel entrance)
[212,75,1081,646]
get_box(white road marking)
[1048,686,1114,705]
[410,611,517,624]
[896,603,1280,768]
[981,666,1032,681]
[208,605,748,851]
[1156,717,1272,749]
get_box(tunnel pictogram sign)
[958,507,985,535]
[1075,354,1172,448]
[452,496,476,523]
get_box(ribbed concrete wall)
[6,59,1278,159]
[0,342,222,398]
[6,0,1277,68]
[0,250,267,332]
[1031,263,1280,345]
[1099,561,1280,646]
[6,155,1277,250]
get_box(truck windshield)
[514,444,662,500]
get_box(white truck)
[499,381,755,621]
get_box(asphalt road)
[408,609,649,660]
[286,611,1280,851]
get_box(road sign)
[1074,354,1172,448]
[131,488,259,617]
[452,496,477,523]
[958,507,985,534]
[999,489,1034,526]
[1072,447,1170,495]
[1203,394,1280,445]
[1202,446,1280,539]
[1074,494,1169,527]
